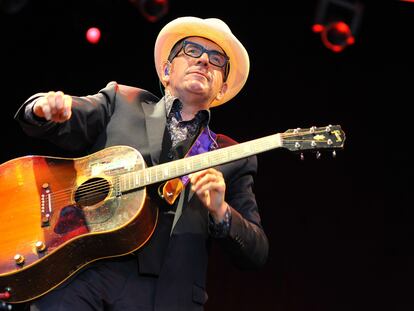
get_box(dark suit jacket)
[15,81,269,310]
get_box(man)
[15,16,269,311]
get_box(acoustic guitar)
[0,125,345,303]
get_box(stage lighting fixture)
[312,0,364,53]
[129,0,169,23]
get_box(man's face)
[166,36,228,107]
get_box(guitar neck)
[116,124,346,193]
[119,133,282,192]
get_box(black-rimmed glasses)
[173,40,229,68]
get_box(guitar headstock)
[281,125,345,158]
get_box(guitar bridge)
[40,183,52,227]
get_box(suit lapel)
[142,98,167,165]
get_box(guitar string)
[48,137,335,200]
[51,150,337,203]
[47,177,121,204]
[6,129,341,212]
[42,129,340,203]
[50,128,338,198]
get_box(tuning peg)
[300,153,304,160]
[310,126,316,133]
[332,150,337,158]
[316,151,321,160]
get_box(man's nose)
[197,52,210,65]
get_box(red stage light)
[129,0,169,23]
[321,21,354,52]
[86,27,101,45]
[312,0,364,53]
[312,24,325,33]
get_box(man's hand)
[33,91,72,122]
[189,168,228,222]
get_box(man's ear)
[215,82,228,101]
[161,61,171,83]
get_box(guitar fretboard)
[118,133,282,192]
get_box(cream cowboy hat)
[154,16,250,107]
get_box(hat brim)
[154,17,249,107]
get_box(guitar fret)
[176,161,184,176]
[156,167,163,181]
[202,156,209,166]
[137,172,142,186]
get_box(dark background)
[0,0,408,310]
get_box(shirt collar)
[163,92,211,125]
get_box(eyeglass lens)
[183,41,228,68]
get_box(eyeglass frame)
[168,39,230,81]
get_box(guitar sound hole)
[75,177,110,207]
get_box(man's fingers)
[55,91,64,110]
[33,91,72,122]
[195,181,222,195]
[190,170,224,193]
[41,104,52,121]
[62,94,72,119]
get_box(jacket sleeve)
[213,132,269,269]
[13,81,119,152]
